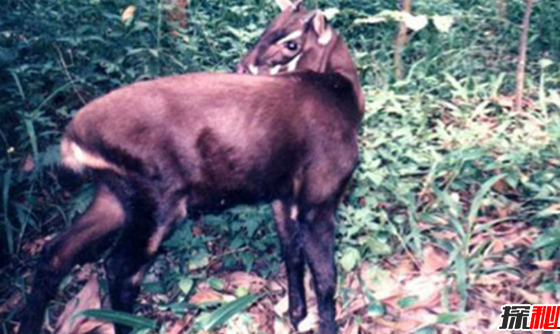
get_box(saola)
[18,1,364,334]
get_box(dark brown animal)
[18,1,364,334]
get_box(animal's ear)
[305,10,333,45]
[275,0,304,11]
[292,0,304,11]
[275,0,296,11]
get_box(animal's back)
[61,72,358,210]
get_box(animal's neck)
[323,34,365,115]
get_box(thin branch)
[54,45,87,106]
[514,0,534,113]
[394,0,412,80]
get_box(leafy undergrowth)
[5,75,560,333]
[3,0,560,333]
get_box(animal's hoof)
[289,306,308,329]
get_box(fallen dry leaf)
[431,230,458,241]
[249,299,275,334]
[360,264,403,301]
[54,275,114,334]
[490,239,504,253]
[393,257,416,278]
[274,317,291,334]
[421,245,448,274]
[189,288,230,305]
[512,287,541,304]
[223,271,267,294]
[273,295,289,317]
[540,292,558,304]
[166,314,194,334]
[533,260,556,271]
[503,254,518,266]
[341,320,359,334]
[475,272,521,286]
[400,273,446,309]
[337,296,367,321]
[297,308,319,333]
[397,308,438,332]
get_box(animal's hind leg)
[298,202,338,334]
[18,184,126,334]
[106,194,186,334]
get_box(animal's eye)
[285,41,298,51]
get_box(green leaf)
[366,302,386,317]
[24,119,39,167]
[193,294,259,332]
[437,312,466,324]
[455,255,468,311]
[0,47,18,66]
[540,58,554,69]
[189,253,210,270]
[414,327,437,334]
[340,247,361,272]
[80,309,157,330]
[467,174,505,226]
[2,169,13,254]
[179,277,194,295]
[535,204,560,218]
[207,277,226,291]
[432,15,454,33]
[397,295,419,308]
[532,230,560,250]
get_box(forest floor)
[2,214,555,334]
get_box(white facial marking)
[290,205,299,221]
[276,30,303,45]
[318,28,333,46]
[287,54,302,72]
[248,64,259,75]
[269,65,281,75]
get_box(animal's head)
[237,0,365,113]
[237,0,336,76]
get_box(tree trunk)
[394,0,413,80]
[514,0,534,112]
[496,0,506,18]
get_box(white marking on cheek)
[290,205,299,221]
[72,142,86,162]
[318,28,333,45]
[248,64,259,75]
[269,65,281,75]
[276,30,303,45]
[287,54,302,72]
